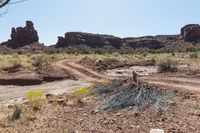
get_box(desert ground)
[0,52,199,133]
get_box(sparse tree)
[0,0,28,16]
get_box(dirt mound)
[79,56,155,71]
[0,65,73,86]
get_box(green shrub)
[25,90,47,111]
[74,84,96,104]
[26,90,46,101]
[157,58,178,73]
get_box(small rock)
[116,112,122,116]
[82,113,87,116]
[46,93,55,99]
[72,130,79,133]
[103,120,109,125]
[150,129,165,133]
[67,100,75,106]
[8,105,14,109]
[57,99,65,105]
[133,112,140,117]
[91,109,100,115]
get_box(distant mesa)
[1,21,200,52]
[180,24,200,42]
[56,32,167,50]
[56,32,123,49]
[2,21,39,49]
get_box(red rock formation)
[2,21,39,48]
[11,21,39,45]
[56,32,123,49]
[180,24,200,42]
[56,32,165,50]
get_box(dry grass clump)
[0,54,34,72]
[1,57,22,73]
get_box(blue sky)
[0,0,200,45]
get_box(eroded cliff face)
[2,21,39,48]
[2,21,200,52]
[180,24,200,42]
[56,32,123,49]
[56,32,168,50]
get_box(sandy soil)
[104,66,200,94]
[0,58,106,106]
[1,57,200,132]
[1,57,200,107]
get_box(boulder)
[150,129,164,133]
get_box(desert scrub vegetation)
[74,84,96,104]
[0,54,34,72]
[25,90,47,111]
[102,80,174,112]
[0,54,24,73]
[74,83,96,96]
[156,58,178,73]
[1,58,22,73]
[31,55,50,69]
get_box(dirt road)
[55,58,108,81]
[0,58,107,106]
[142,76,200,93]
[105,66,200,93]
[1,58,200,106]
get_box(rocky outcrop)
[124,36,164,49]
[56,32,123,49]
[2,21,39,48]
[180,24,200,42]
[56,32,165,50]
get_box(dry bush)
[102,83,174,112]
[157,58,178,73]
[1,58,22,73]
[31,55,50,69]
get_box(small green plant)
[74,87,89,97]
[74,84,96,105]
[189,52,198,59]
[25,90,47,111]
[26,90,46,101]
[157,58,178,73]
